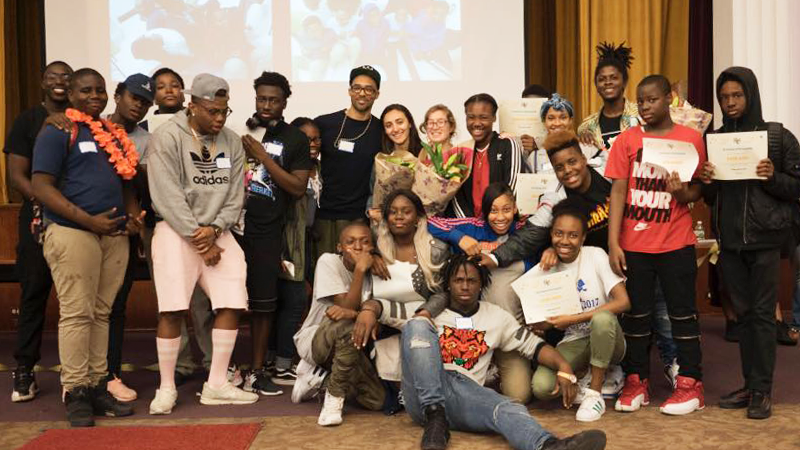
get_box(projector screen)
[45,0,524,138]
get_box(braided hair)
[440,253,491,293]
[594,41,634,82]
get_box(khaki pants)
[311,317,385,410]
[494,350,533,404]
[43,224,129,390]
[532,310,625,400]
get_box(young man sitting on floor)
[351,254,607,450]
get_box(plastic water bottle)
[694,221,705,240]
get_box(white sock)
[156,337,181,390]
[208,329,238,389]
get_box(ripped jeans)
[401,318,553,450]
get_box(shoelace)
[666,385,699,403]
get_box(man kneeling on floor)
[352,254,607,450]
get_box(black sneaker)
[65,386,95,427]
[264,360,276,376]
[421,404,449,450]
[11,367,38,403]
[90,381,134,417]
[272,366,298,386]
[747,390,772,420]
[244,369,283,396]
[719,387,750,409]
[541,430,607,450]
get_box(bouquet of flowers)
[669,82,713,134]
[412,143,473,215]
[372,149,418,209]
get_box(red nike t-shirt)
[604,124,706,254]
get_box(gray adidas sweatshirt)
[147,110,245,239]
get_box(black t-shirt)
[3,104,48,162]
[243,120,313,235]
[598,112,622,149]
[315,110,382,220]
[564,167,611,250]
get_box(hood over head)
[716,66,765,131]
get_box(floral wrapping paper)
[412,146,473,216]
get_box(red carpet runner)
[18,423,262,450]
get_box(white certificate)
[515,173,559,215]
[511,268,582,325]
[641,138,699,182]
[499,98,547,143]
[706,131,768,180]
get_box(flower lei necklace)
[65,108,139,180]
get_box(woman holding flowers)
[447,93,526,218]
[367,104,424,221]
[32,68,143,427]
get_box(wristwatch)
[210,225,222,238]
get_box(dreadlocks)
[441,253,491,293]
[594,41,634,82]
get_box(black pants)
[107,236,138,378]
[267,279,308,362]
[13,201,54,369]
[621,246,702,380]
[718,248,780,393]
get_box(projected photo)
[291,0,462,82]
[109,0,273,82]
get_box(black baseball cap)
[349,65,381,90]
[123,73,155,103]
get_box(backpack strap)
[766,122,784,171]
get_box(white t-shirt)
[293,253,372,363]
[537,246,624,343]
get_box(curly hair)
[440,253,491,293]
[594,41,634,82]
[253,71,292,98]
[543,129,582,159]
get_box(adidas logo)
[190,150,230,185]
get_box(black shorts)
[234,231,281,313]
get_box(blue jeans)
[401,318,553,450]
[653,280,677,365]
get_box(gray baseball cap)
[184,73,230,101]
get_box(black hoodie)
[701,67,800,251]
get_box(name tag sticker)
[216,158,232,169]
[78,142,97,153]
[455,317,473,330]
[265,142,283,156]
[338,140,355,153]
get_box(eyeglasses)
[45,73,71,82]
[349,85,377,96]
[196,102,233,118]
[426,119,448,129]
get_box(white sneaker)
[318,390,344,426]
[576,389,606,422]
[292,360,327,404]
[601,365,625,399]
[149,387,178,415]
[200,382,259,405]
[572,372,591,405]
[664,359,679,389]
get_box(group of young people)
[4,40,800,450]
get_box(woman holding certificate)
[700,67,800,420]
[530,199,630,422]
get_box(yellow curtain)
[551,0,689,124]
[580,0,689,119]
[0,0,7,205]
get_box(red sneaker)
[660,376,704,415]
[614,374,649,412]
